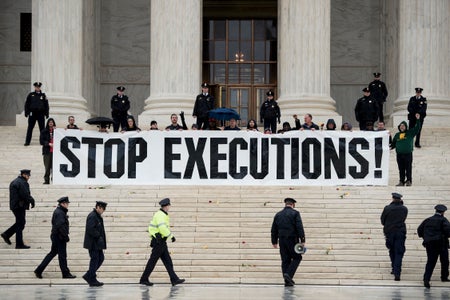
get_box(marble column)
[277,0,338,125]
[391,0,450,127]
[19,0,92,126]
[139,0,201,127]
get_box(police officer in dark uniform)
[354,87,379,130]
[418,204,450,289]
[83,201,107,287]
[271,198,305,286]
[24,82,49,146]
[193,82,215,130]
[260,90,280,134]
[1,169,35,249]
[407,87,427,148]
[34,197,76,279]
[380,192,408,281]
[368,72,388,122]
[111,86,130,132]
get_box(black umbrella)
[86,116,114,128]
[209,108,241,121]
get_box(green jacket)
[391,119,421,154]
[148,209,172,239]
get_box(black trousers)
[396,152,413,183]
[377,101,384,122]
[424,240,449,281]
[263,118,277,134]
[85,249,104,282]
[409,117,424,146]
[279,237,302,281]
[112,115,127,132]
[35,235,70,276]
[3,208,26,246]
[196,117,209,130]
[140,239,178,283]
[25,113,45,144]
[43,153,52,183]
[385,231,406,277]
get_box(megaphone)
[294,243,307,254]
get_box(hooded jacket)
[390,120,420,154]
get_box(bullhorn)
[294,243,307,254]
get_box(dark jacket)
[418,213,450,246]
[260,99,280,122]
[381,201,408,235]
[51,205,70,242]
[407,96,427,119]
[368,80,388,102]
[83,209,107,250]
[271,206,305,244]
[24,91,49,117]
[9,176,35,211]
[355,96,379,123]
[193,93,215,119]
[111,94,130,117]
[40,118,55,155]
[391,120,420,154]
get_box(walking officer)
[193,82,215,130]
[260,90,280,134]
[24,82,49,146]
[418,204,450,289]
[111,86,130,132]
[271,198,306,286]
[380,192,408,281]
[368,72,388,122]
[407,87,427,148]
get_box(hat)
[20,169,31,176]
[57,196,70,204]
[201,82,209,88]
[434,204,447,213]
[284,198,297,204]
[362,87,370,92]
[373,72,381,77]
[415,87,423,93]
[391,192,403,200]
[159,198,171,207]
[266,90,274,96]
[96,201,108,209]
[117,86,126,92]
[33,82,42,87]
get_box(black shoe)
[43,182,50,185]
[284,282,294,287]
[394,276,400,281]
[24,143,30,146]
[441,278,450,282]
[424,280,430,288]
[90,281,104,287]
[1,233,11,245]
[15,245,30,249]
[172,278,185,286]
[405,181,412,186]
[390,270,394,275]
[34,270,43,279]
[63,274,76,279]
[82,274,91,285]
[139,280,154,286]
[415,144,421,148]
[283,273,295,286]
[396,181,405,187]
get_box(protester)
[224,118,241,131]
[299,114,319,130]
[66,116,80,130]
[121,115,140,132]
[150,120,159,130]
[247,119,259,131]
[40,118,56,184]
[165,114,184,131]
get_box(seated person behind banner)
[165,114,184,131]
[264,128,272,134]
[247,119,259,131]
[208,118,221,131]
[191,124,199,130]
[150,120,159,130]
[365,121,375,131]
[277,122,292,134]
[121,115,141,132]
[299,114,320,131]
[66,116,81,130]
[224,118,241,131]
[377,121,392,146]
[325,119,336,130]
[341,122,353,131]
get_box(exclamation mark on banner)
[374,137,382,178]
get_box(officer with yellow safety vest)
[139,198,185,286]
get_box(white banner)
[53,128,390,186]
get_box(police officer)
[354,87,379,130]
[418,204,450,289]
[271,198,306,286]
[193,82,215,130]
[260,90,280,134]
[140,198,185,286]
[24,82,49,146]
[34,197,76,279]
[111,86,130,132]
[83,201,107,287]
[368,72,388,122]
[407,87,427,148]
[380,193,408,281]
[1,169,35,249]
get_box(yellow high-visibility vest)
[148,209,172,239]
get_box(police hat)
[373,72,381,77]
[201,82,209,88]
[33,82,42,88]
[284,198,297,204]
[391,192,403,200]
[57,196,70,204]
[20,169,31,176]
[362,87,370,92]
[96,201,108,209]
[117,86,126,92]
[435,204,447,213]
[415,87,423,93]
[159,198,171,207]
[266,90,274,96]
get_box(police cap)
[391,192,403,200]
[434,204,447,213]
[284,198,297,204]
[362,87,370,92]
[33,82,42,87]
[20,169,31,176]
[415,87,423,93]
[117,86,126,92]
[57,196,70,204]
[159,198,171,207]
[96,201,108,209]
[373,72,381,77]
[266,90,274,96]
[201,82,209,88]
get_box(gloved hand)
[171,236,176,243]
[278,118,281,124]
[31,203,35,209]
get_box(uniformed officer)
[380,193,408,281]
[34,197,76,279]
[1,169,35,249]
[140,198,185,286]
[24,82,49,146]
[418,204,450,289]
[271,198,306,286]
[354,87,379,130]
[111,86,130,132]
[368,72,388,122]
[407,87,427,148]
[193,82,215,130]
[260,90,280,134]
